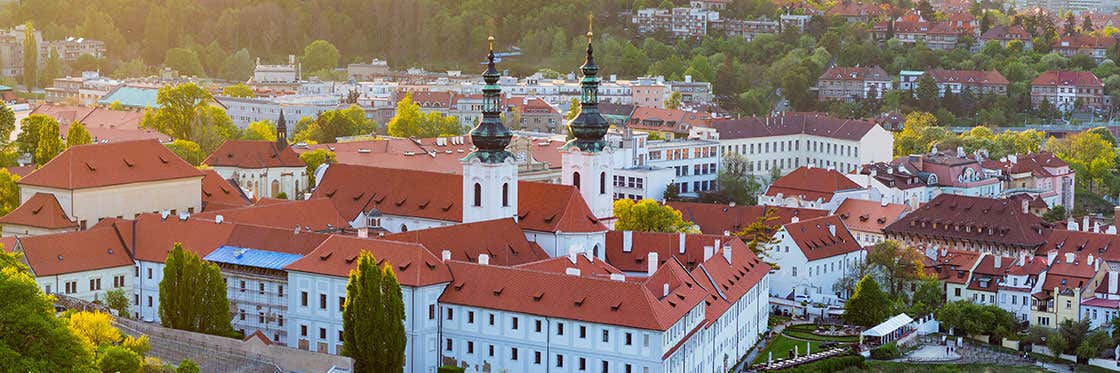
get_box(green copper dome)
[465,36,513,164]
[564,31,609,153]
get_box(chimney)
[293,225,301,235]
[1047,251,1057,266]
[623,231,633,252]
[678,233,686,254]
[1110,271,1118,294]
[1094,221,1101,233]
[1084,216,1091,232]
[441,250,451,261]
[704,245,714,262]
[940,248,947,257]
[357,227,368,238]
[648,252,659,276]
[723,246,732,264]
[994,255,1002,269]
[662,283,670,297]
[1068,217,1079,231]
[1065,252,1075,264]
[1019,251,1027,267]
[1021,199,1029,214]
[610,273,626,282]
[827,224,836,236]
[565,267,582,277]
[478,254,490,265]
[1089,254,1096,268]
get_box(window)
[147,296,152,307]
[512,317,519,330]
[278,285,284,296]
[488,344,494,357]
[580,325,587,338]
[502,183,509,207]
[113,275,125,288]
[626,364,633,373]
[557,322,565,335]
[319,294,327,310]
[954,288,961,297]
[258,282,265,295]
[301,292,308,307]
[579,357,587,371]
[534,351,542,364]
[301,325,308,337]
[511,347,519,360]
[147,268,153,279]
[65,281,77,294]
[557,354,565,367]
[625,332,632,346]
[339,297,345,311]
[445,339,453,351]
[535,319,542,332]
[600,172,606,194]
[572,172,581,190]
[467,341,474,354]
[489,313,495,325]
[468,311,475,324]
[240,280,246,292]
[428,305,436,320]
[602,330,609,343]
[602,361,609,373]
[473,183,482,207]
[447,308,454,320]
[89,278,101,291]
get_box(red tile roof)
[439,259,708,330]
[833,198,909,234]
[0,193,77,229]
[18,227,132,276]
[515,254,623,277]
[884,195,1049,250]
[222,224,330,255]
[200,170,251,212]
[765,166,862,202]
[284,235,452,287]
[313,164,607,233]
[191,198,349,232]
[296,136,566,175]
[30,105,170,143]
[204,140,305,169]
[979,25,1031,42]
[710,112,880,141]
[627,107,710,134]
[827,2,889,17]
[123,214,238,263]
[1052,34,1117,50]
[667,201,827,235]
[930,249,981,284]
[927,69,1009,86]
[1040,229,1120,262]
[383,218,550,266]
[605,230,746,272]
[980,152,1069,178]
[1031,71,1104,87]
[3,165,36,178]
[690,242,770,327]
[19,140,204,190]
[783,215,862,261]
[818,66,890,82]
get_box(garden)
[752,323,860,365]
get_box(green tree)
[122,335,150,357]
[915,74,940,111]
[98,345,141,373]
[164,48,205,77]
[158,243,235,337]
[299,149,336,185]
[221,84,255,98]
[666,91,682,110]
[1042,205,1068,222]
[0,169,20,216]
[176,360,200,373]
[165,140,206,166]
[66,122,92,148]
[342,252,406,371]
[566,97,581,121]
[140,83,217,140]
[1077,330,1110,362]
[188,105,240,154]
[716,152,761,205]
[0,251,95,371]
[0,102,15,142]
[22,22,37,90]
[17,115,56,157]
[220,49,254,81]
[866,240,927,299]
[302,40,340,76]
[298,106,370,143]
[1047,333,1069,359]
[68,311,121,347]
[387,94,462,138]
[732,207,782,265]
[1048,131,1116,193]
[613,199,695,233]
[242,120,277,141]
[894,112,948,156]
[108,100,126,111]
[106,289,130,318]
[910,277,944,316]
[34,118,63,165]
[844,275,890,327]
[42,47,60,86]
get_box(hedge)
[771,355,866,372]
[870,342,901,360]
[437,366,465,373]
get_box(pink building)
[982,152,1075,212]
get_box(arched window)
[473,183,482,207]
[599,172,606,195]
[572,172,581,190]
[502,183,509,207]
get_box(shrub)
[773,355,865,372]
[437,366,465,373]
[870,342,901,360]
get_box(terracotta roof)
[605,230,745,272]
[927,69,1009,86]
[515,254,624,277]
[1082,297,1120,308]
[222,224,330,256]
[627,107,709,134]
[313,164,607,233]
[1006,255,1048,276]
[783,215,862,261]
[285,235,452,287]
[981,152,1069,178]
[930,249,981,284]
[204,140,304,169]
[710,112,879,141]
[1042,248,1095,293]
[1031,71,1104,87]
[19,140,204,189]
[296,136,566,174]
[667,201,827,235]
[504,96,559,115]
[883,195,1049,250]
[765,166,862,202]
[383,218,550,266]
[827,2,888,17]
[854,162,930,190]
[980,25,1031,41]
[833,199,909,234]
[18,227,132,276]
[0,193,77,229]
[818,66,889,82]
[1093,272,1120,296]
[689,242,769,327]
[192,198,348,232]
[966,254,1014,291]
[30,105,169,143]
[1040,229,1120,262]
[1052,34,1117,50]
[200,170,251,212]
[439,259,708,330]
[124,214,238,263]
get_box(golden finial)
[488,35,494,51]
[587,13,594,42]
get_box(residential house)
[759,166,876,211]
[982,152,1076,211]
[14,227,133,303]
[768,215,865,302]
[978,25,1033,50]
[204,138,308,200]
[816,66,892,102]
[1030,71,1109,113]
[883,194,1049,258]
[1051,34,1117,63]
[833,198,910,247]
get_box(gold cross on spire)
[488,35,494,51]
[587,13,594,42]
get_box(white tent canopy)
[862,313,913,338]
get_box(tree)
[733,207,782,264]
[106,288,130,318]
[299,149,336,185]
[666,91,682,110]
[140,83,219,140]
[915,74,940,111]
[17,114,55,156]
[0,169,20,216]
[164,48,205,77]
[68,311,121,347]
[219,49,254,81]
[122,335,150,357]
[1077,330,1110,362]
[221,84,256,98]
[866,240,927,298]
[22,22,37,90]
[1048,131,1116,193]
[108,101,126,111]
[159,243,235,337]
[42,47,60,86]
[66,122,92,148]
[98,345,141,373]
[1083,15,1095,33]
[188,105,240,154]
[303,40,340,76]
[613,199,695,233]
[834,261,873,298]
[386,95,462,139]
[0,251,95,371]
[165,140,206,166]
[1047,333,1069,359]
[0,103,15,141]
[34,118,63,166]
[894,112,948,156]
[1042,204,1068,222]
[342,251,406,371]
[910,277,944,316]
[716,152,761,206]
[1065,13,1078,36]
[176,360,200,373]
[662,183,680,201]
[242,120,277,141]
[844,275,890,327]
[566,97,581,121]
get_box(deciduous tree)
[0,251,95,371]
[34,118,63,165]
[302,40,340,76]
[140,83,220,140]
[893,112,949,156]
[0,169,20,216]
[733,207,782,265]
[844,275,890,327]
[613,199,695,233]
[299,149,336,185]
[867,240,927,298]
[1048,131,1116,193]
[387,94,463,139]
[0,103,14,141]
[165,139,205,166]
[67,311,121,346]
[66,122,92,148]
[222,84,255,98]
[98,346,141,373]
[242,120,277,141]
[159,243,235,337]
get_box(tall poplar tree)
[22,22,37,90]
[159,243,235,337]
[382,263,406,369]
[66,122,92,148]
[34,120,62,166]
[342,251,405,372]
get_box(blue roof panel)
[204,246,304,270]
[98,86,160,108]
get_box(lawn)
[862,362,1049,373]
[768,314,791,328]
[782,324,861,342]
[752,335,821,365]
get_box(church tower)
[462,36,518,224]
[562,21,615,220]
[276,110,288,148]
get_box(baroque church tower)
[562,22,615,221]
[462,36,518,223]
